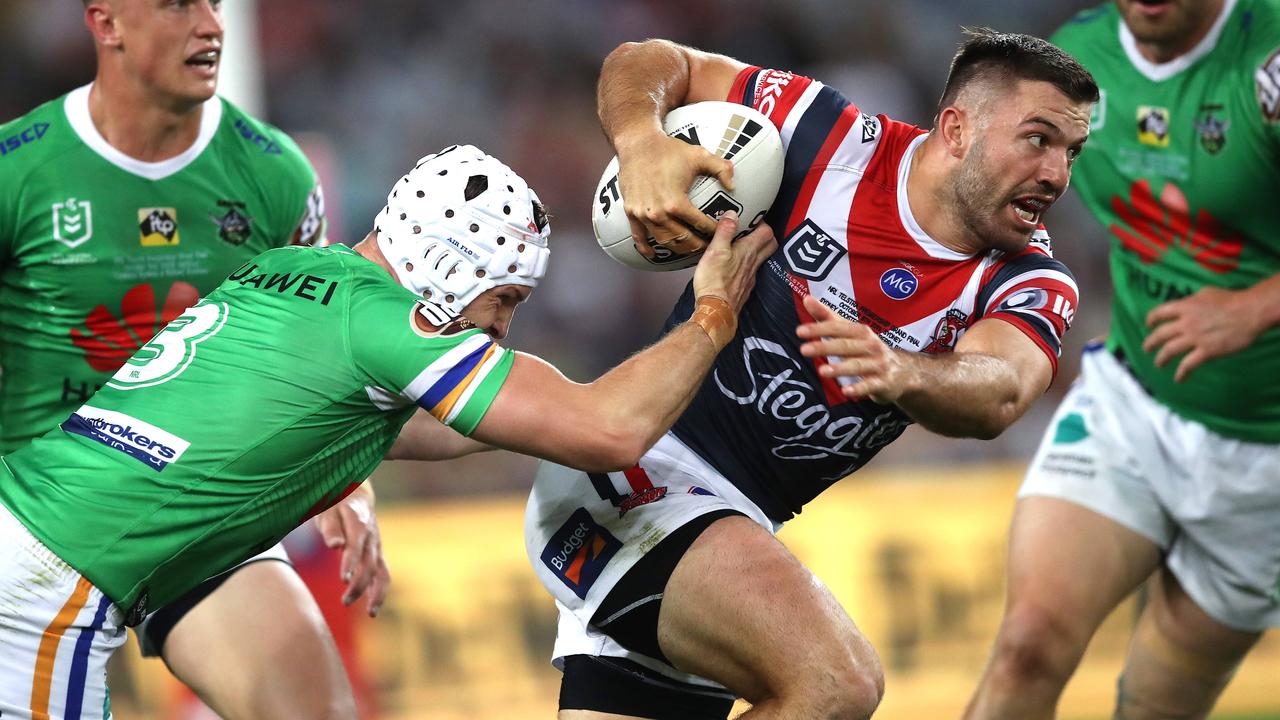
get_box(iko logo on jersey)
[755,69,795,118]
[61,405,190,471]
[540,508,621,599]
[714,336,910,463]
[783,220,846,280]
[139,208,180,246]
[51,197,93,248]
[1136,106,1170,147]
[879,267,918,300]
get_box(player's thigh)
[161,559,354,719]
[657,514,882,703]
[1003,496,1161,638]
[1133,567,1262,679]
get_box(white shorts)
[1020,344,1280,631]
[524,432,778,688]
[0,503,127,720]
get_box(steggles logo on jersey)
[51,197,93,248]
[70,282,201,372]
[209,199,254,246]
[1194,104,1229,155]
[1136,106,1170,147]
[139,208,180,246]
[714,336,910,464]
[540,508,621,599]
[783,219,846,280]
[1256,47,1280,123]
[1110,179,1243,274]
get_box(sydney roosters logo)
[70,282,200,372]
[1109,180,1243,274]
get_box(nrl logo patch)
[783,219,846,281]
[210,199,254,246]
[51,197,93,248]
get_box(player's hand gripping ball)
[592,101,784,271]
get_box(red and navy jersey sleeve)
[974,229,1079,377]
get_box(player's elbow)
[565,419,651,473]
[970,399,1023,440]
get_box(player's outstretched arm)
[599,39,747,257]
[798,296,1052,439]
[387,409,494,460]
[470,213,775,472]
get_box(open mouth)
[1011,196,1050,226]
[185,49,220,71]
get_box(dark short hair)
[937,28,1099,117]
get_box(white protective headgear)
[375,145,551,325]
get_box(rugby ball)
[592,101,784,271]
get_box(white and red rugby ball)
[592,101,784,271]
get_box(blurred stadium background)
[2,1,1275,717]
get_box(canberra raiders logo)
[210,199,254,245]
[1194,104,1229,155]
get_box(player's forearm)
[892,351,1028,439]
[1244,273,1280,334]
[586,323,724,458]
[598,40,690,154]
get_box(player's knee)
[987,603,1086,686]
[806,644,885,719]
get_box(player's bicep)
[956,318,1054,403]
[684,46,751,105]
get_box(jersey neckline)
[895,133,976,261]
[63,83,223,181]
[1118,0,1237,82]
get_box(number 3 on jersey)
[107,300,229,390]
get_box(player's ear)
[938,105,967,159]
[85,1,122,49]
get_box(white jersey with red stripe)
[662,67,1079,522]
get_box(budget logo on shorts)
[783,219,846,280]
[540,508,621,599]
[879,267,918,300]
[61,405,191,471]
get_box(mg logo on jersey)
[51,197,93,248]
[783,220,846,280]
[540,508,621,599]
[879,267,918,300]
[1136,106,1170,147]
[139,208,180,246]
[60,405,190,471]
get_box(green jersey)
[1052,0,1280,442]
[0,244,512,618]
[0,84,326,452]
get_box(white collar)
[64,83,223,181]
[1119,0,1237,82]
